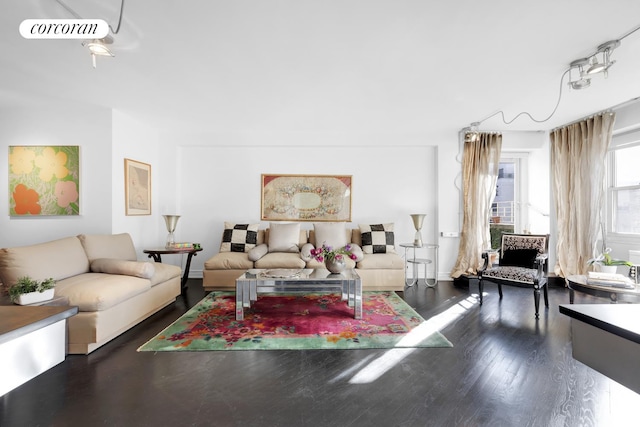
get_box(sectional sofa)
[0,233,181,354]
[203,222,405,291]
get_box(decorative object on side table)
[410,213,426,247]
[587,247,632,274]
[8,276,56,305]
[310,243,357,274]
[162,214,181,248]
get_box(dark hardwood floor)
[2,279,639,427]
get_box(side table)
[400,243,439,287]
[143,247,203,295]
[566,274,640,304]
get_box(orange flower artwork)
[12,184,42,215]
[9,146,79,216]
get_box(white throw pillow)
[313,222,348,249]
[268,222,301,253]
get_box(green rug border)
[138,291,453,352]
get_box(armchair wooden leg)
[478,279,484,305]
[497,283,503,299]
[533,288,540,318]
[543,285,549,308]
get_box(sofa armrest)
[348,243,364,262]
[90,258,155,279]
[300,243,315,262]
[248,244,269,261]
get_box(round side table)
[143,247,203,295]
[566,274,640,304]
[400,243,439,287]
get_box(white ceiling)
[2,0,640,137]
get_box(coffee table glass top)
[239,268,360,281]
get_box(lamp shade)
[163,215,180,233]
[410,214,426,231]
[410,214,426,247]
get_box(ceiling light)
[586,57,606,75]
[570,78,591,90]
[568,58,591,90]
[82,39,114,68]
[84,39,114,56]
[586,40,620,75]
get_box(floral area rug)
[137,291,453,351]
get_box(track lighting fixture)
[568,39,620,89]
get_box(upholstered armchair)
[478,233,550,318]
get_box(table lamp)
[410,214,426,247]
[163,215,180,248]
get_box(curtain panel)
[550,113,615,277]
[451,133,502,278]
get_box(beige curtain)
[451,132,502,278]
[551,113,615,277]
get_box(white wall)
[0,107,112,248]
[0,106,554,282]
[169,137,438,278]
[111,110,167,260]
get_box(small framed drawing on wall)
[124,158,151,215]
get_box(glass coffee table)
[235,268,362,320]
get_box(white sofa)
[203,222,405,291]
[0,233,181,354]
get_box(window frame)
[606,130,640,241]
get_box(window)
[608,139,640,235]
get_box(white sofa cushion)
[0,236,90,286]
[204,252,254,270]
[78,233,137,261]
[55,273,151,312]
[356,253,404,269]
[255,252,306,269]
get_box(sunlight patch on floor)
[348,294,480,384]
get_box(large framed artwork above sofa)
[261,174,352,222]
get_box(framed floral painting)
[261,174,352,221]
[124,158,151,215]
[9,146,80,216]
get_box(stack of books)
[587,271,636,289]
[171,242,193,249]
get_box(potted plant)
[8,276,56,305]
[587,248,632,274]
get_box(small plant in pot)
[587,248,632,274]
[9,276,56,305]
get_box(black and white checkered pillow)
[220,222,259,253]
[359,223,396,254]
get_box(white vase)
[15,288,55,305]
[598,265,618,274]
